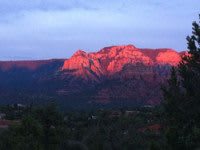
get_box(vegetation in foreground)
[162,14,200,150]
[0,104,163,150]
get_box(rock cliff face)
[62,45,182,80]
[0,45,184,108]
[59,45,184,106]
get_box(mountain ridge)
[0,45,185,108]
[62,45,183,80]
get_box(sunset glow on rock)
[0,45,186,106]
[62,45,183,79]
[156,50,181,65]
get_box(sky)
[0,0,199,60]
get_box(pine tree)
[163,14,200,150]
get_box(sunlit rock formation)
[62,45,182,80]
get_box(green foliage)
[149,141,160,150]
[0,104,68,150]
[163,14,200,149]
[0,116,43,150]
[0,106,164,150]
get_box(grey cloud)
[0,0,199,60]
[0,0,97,14]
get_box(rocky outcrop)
[0,45,185,108]
[62,45,182,80]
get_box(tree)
[163,14,200,150]
[33,104,66,150]
[0,116,43,150]
[0,104,68,150]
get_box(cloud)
[0,0,199,60]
